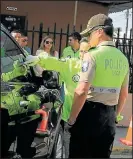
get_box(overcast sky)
[109,8,132,37]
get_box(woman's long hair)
[39,36,55,56]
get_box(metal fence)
[114,28,133,93]
[23,23,133,93]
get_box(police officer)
[67,14,129,158]
[25,38,90,157]
[62,32,81,58]
[1,60,40,158]
[61,32,82,130]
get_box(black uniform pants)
[1,114,39,158]
[1,108,9,158]
[60,119,70,158]
[65,101,116,158]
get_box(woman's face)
[44,38,53,50]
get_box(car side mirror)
[42,70,61,89]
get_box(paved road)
[9,127,132,158]
[111,155,132,158]
[112,127,132,158]
[113,127,129,148]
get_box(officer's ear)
[96,28,104,38]
[97,28,104,34]
[74,39,78,43]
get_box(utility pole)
[73,1,78,32]
[125,9,129,38]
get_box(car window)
[1,30,25,73]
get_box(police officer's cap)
[80,14,113,37]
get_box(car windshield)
[1,29,24,73]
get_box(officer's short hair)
[21,34,27,38]
[11,30,21,34]
[80,37,88,44]
[103,26,114,38]
[11,30,22,37]
[69,32,82,42]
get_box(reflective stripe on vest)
[89,86,120,94]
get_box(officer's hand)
[115,113,124,124]
[64,122,73,132]
[64,119,76,131]
[25,55,40,66]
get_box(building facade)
[1,1,132,127]
[1,1,109,53]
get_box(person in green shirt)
[25,38,90,122]
[61,32,81,59]
[25,38,90,157]
[61,32,82,114]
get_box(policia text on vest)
[105,58,127,76]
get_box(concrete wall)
[117,93,132,127]
[1,1,108,54]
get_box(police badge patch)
[82,61,89,72]
[72,74,80,82]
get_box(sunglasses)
[16,37,21,40]
[45,41,53,44]
[68,39,73,42]
[22,39,28,42]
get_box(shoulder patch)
[72,74,80,82]
[82,61,89,72]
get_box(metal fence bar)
[59,28,63,58]
[25,19,28,36]
[47,27,50,35]
[31,26,35,54]
[53,23,56,46]
[80,24,82,32]
[38,23,43,48]
[66,24,70,47]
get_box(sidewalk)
[112,127,132,155]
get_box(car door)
[1,24,28,116]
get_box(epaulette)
[88,47,96,51]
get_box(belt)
[86,100,116,109]
[89,86,120,94]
